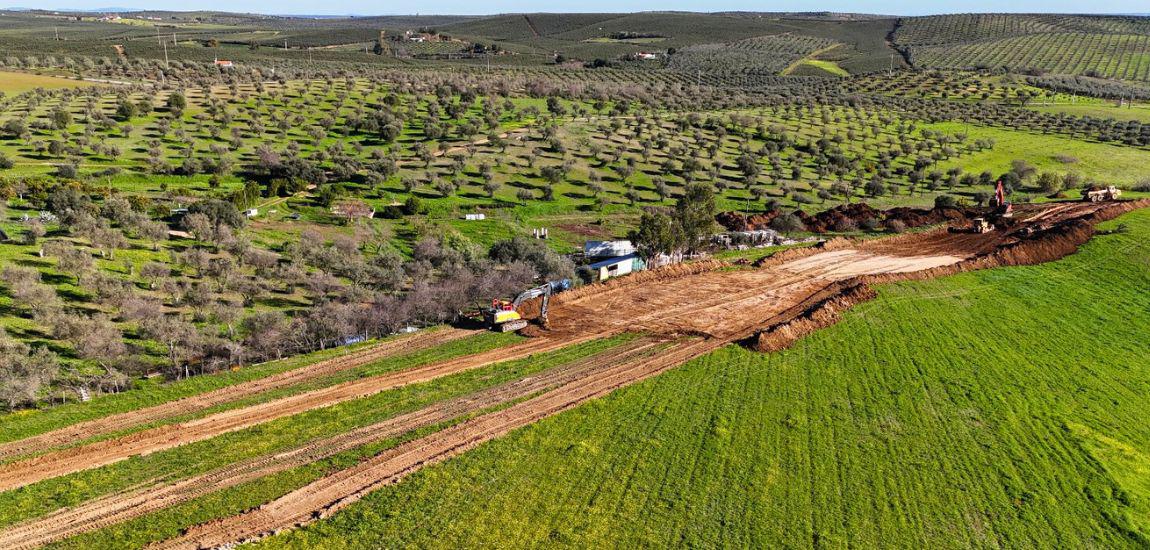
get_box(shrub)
[934,195,958,209]
[770,212,806,233]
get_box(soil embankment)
[1,200,1143,549]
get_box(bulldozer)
[1081,185,1122,203]
[950,217,994,234]
[485,279,571,332]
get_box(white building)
[584,240,635,259]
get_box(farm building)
[584,240,635,259]
[586,253,645,282]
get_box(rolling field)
[257,207,1150,549]
[896,14,1150,81]
[2,9,1150,547]
[0,71,93,93]
[925,122,1150,188]
[1028,103,1150,124]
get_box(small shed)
[463,213,486,221]
[586,253,645,282]
[244,208,259,218]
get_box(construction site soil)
[716,202,983,233]
[0,200,1143,549]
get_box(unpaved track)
[0,328,476,464]
[6,202,1130,548]
[154,337,722,549]
[0,338,666,550]
[0,333,600,493]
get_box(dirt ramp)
[746,281,876,353]
[742,200,1150,353]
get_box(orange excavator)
[990,180,1013,218]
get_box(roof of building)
[587,253,641,270]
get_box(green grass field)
[257,208,1150,548]
[0,71,93,93]
[1030,103,1150,124]
[927,122,1150,187]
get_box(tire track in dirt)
[153,337,724,550]
[0,338,667,550]
[0,333,602,494]
[14,201,1140,547]
[0,328,476,464]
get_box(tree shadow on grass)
[256,295,309,309]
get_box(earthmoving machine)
[1081,185,1122,203]
[949,217,994,234]
[485,279,572,332]
[989,180,1013,218]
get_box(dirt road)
[3,201,1136,548]
[0,328,476,464]
[0,338,667,550]
[154,337,721,549]
[0,333,597,493]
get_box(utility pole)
[54,27,59,41]
[162,40,169,68]
[889,53,894,76]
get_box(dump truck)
[1081,186,1122,203]
[486,279,572,332]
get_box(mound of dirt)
[798,203,882,233]
[717,203,984,234]
[746,281,877,353]
[742,199,1150,353]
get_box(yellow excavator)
[485,279,571,332]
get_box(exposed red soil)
[0,328,476,464]
[152,337,723,550]
[0,334,593,493]
[716,202,984,233]
[0,338,667,550]
[2,200,1143,549]
[747,199,1150,352]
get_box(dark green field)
[0,8,1149,549]
[259,208,1150,549]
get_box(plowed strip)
[0,328,475,463]
[0,338,665,550]
[0,333,599,493]
[153,337,722,549]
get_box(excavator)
[990,180,1013,218]
[485,279,572,332]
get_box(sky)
[23,0,1150,16]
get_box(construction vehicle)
[1081,185,1122,203]
[949,217,994,234]
[989,180,1013,218]
[485,279,572,332]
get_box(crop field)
[895,15,1150,81]
[1,9,1150,548]
[925,122,1150,188]
[0,199,1136,548]
[254,207,1150,548]
[0,71,93,93]
[666,34,839,75]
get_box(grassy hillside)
[0,71,93,94]
[260,208,1150,548]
